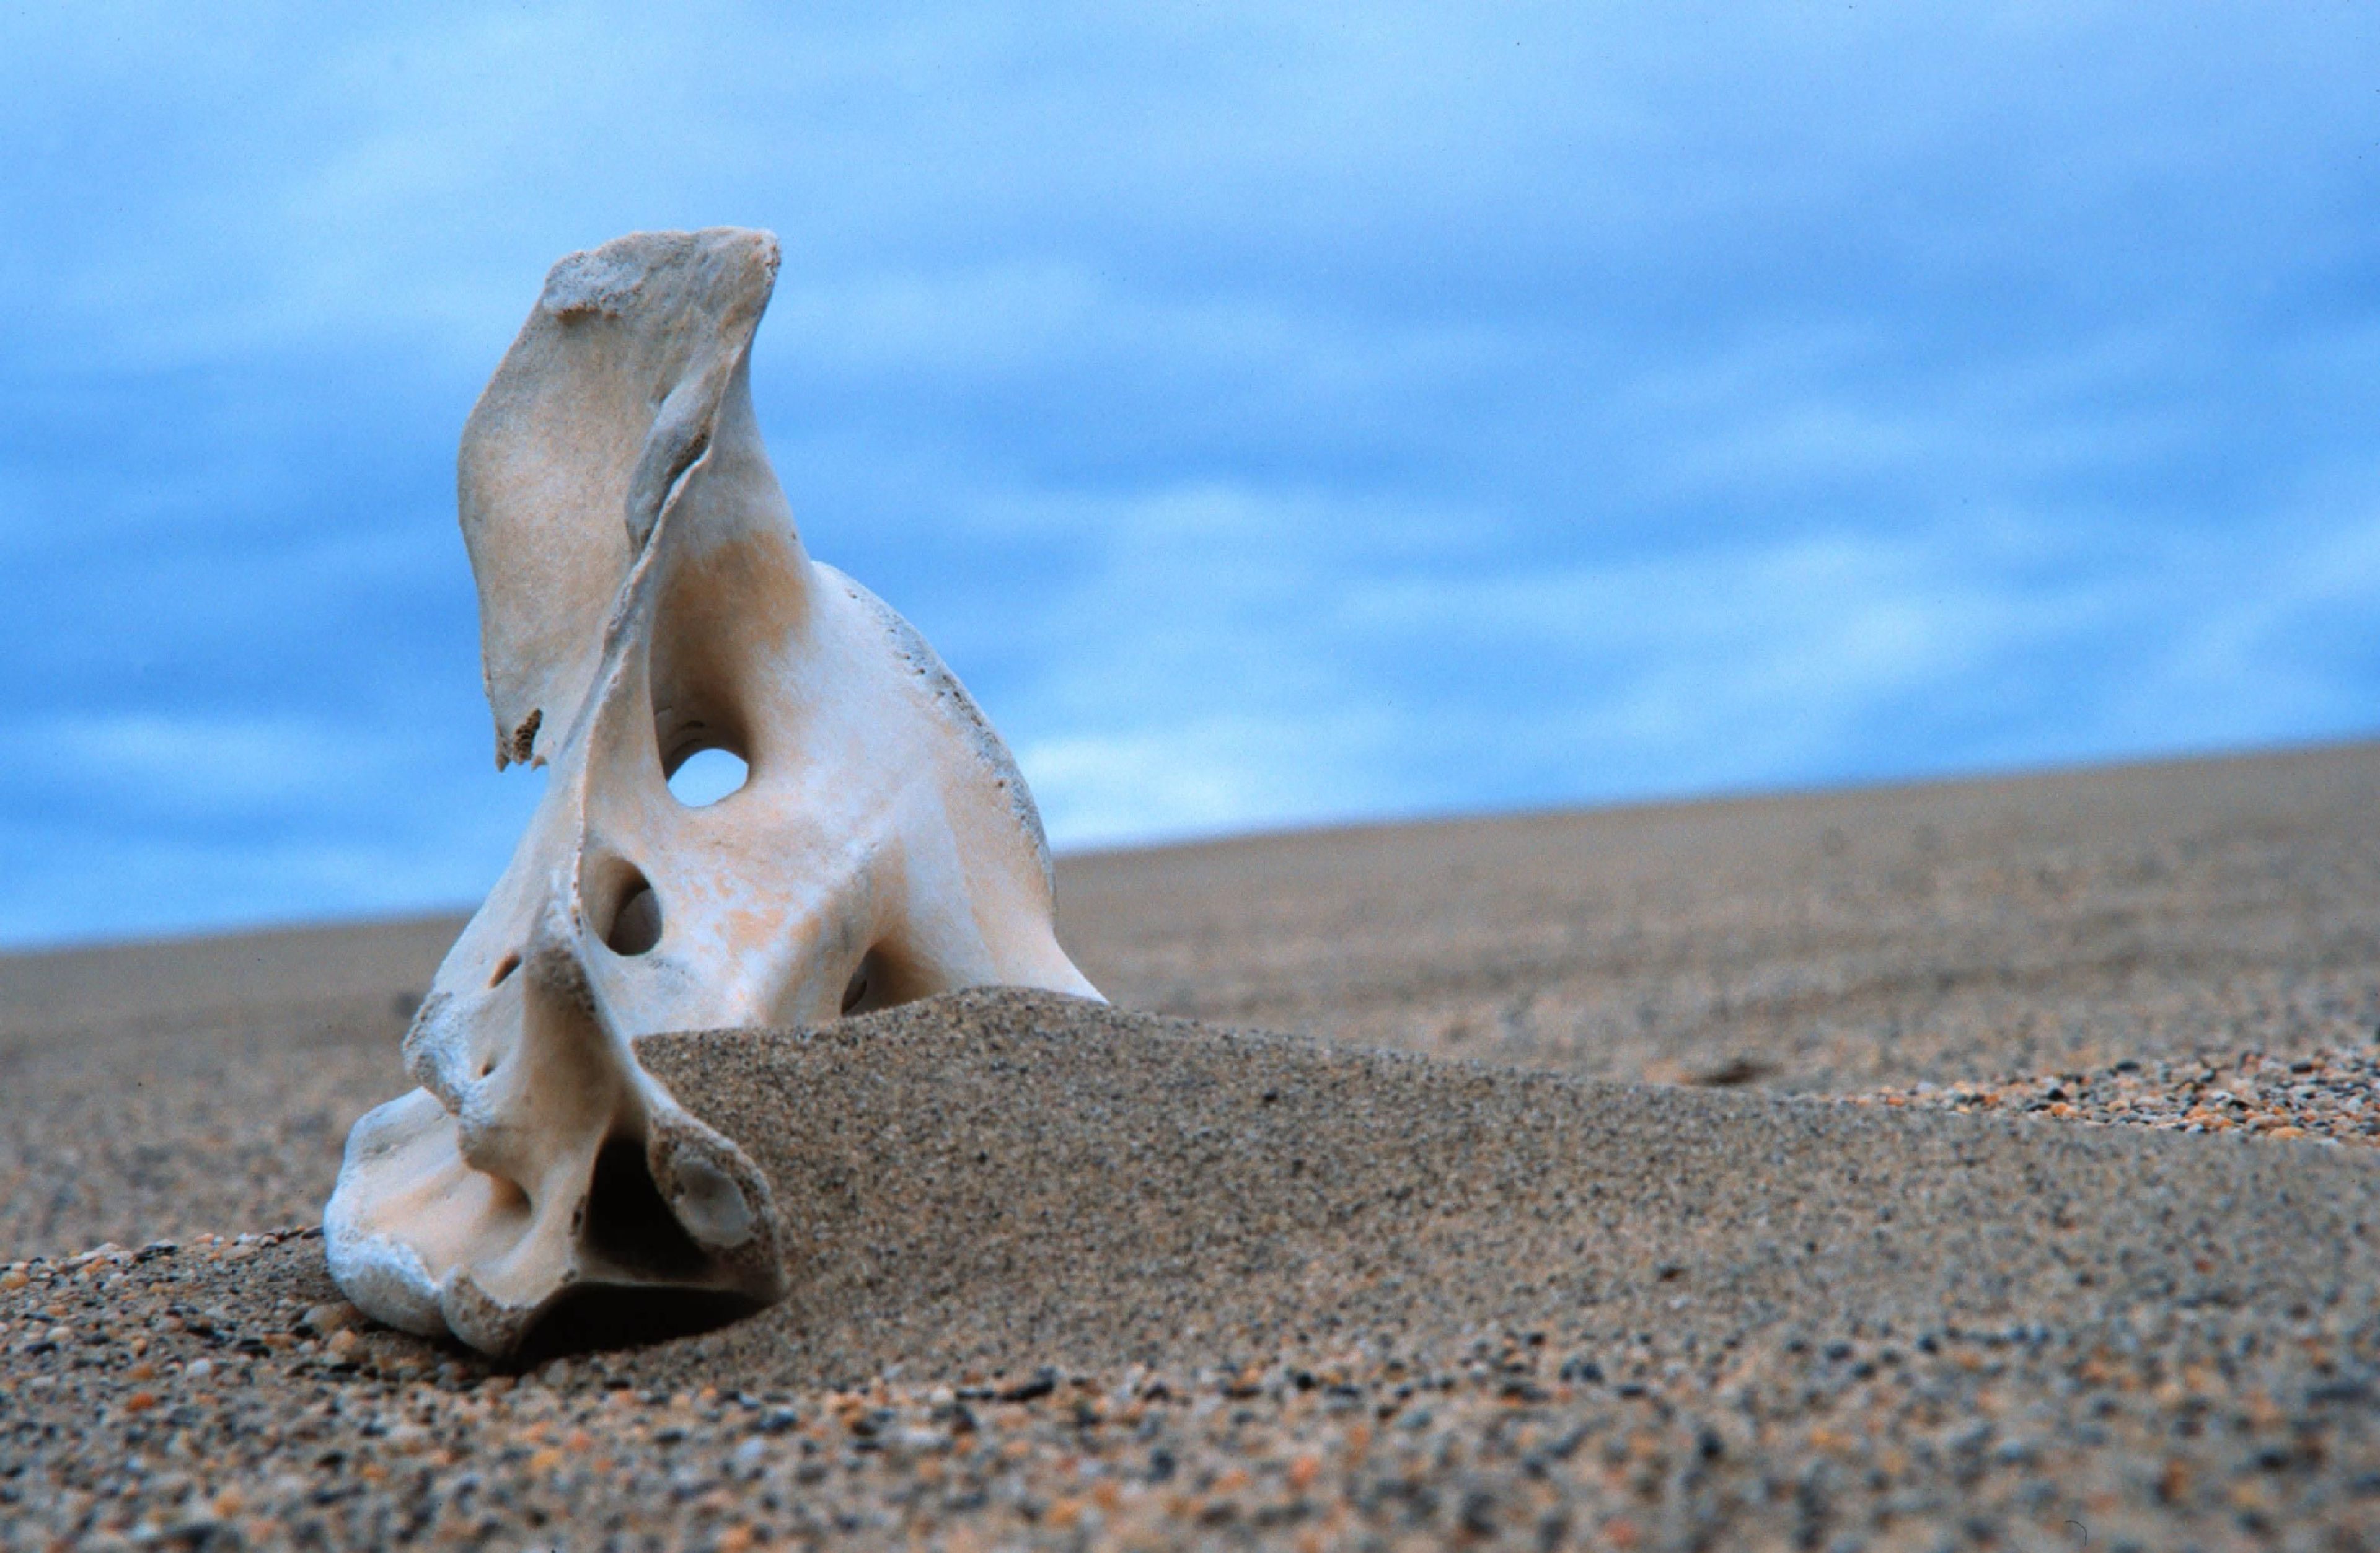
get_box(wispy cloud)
[1,1,2374,943]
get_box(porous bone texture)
[322,229,1098,1356]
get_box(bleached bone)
[324,229,1100,1356]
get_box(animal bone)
[324,229,1101,1356]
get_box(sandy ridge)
[622,989,2379,1390]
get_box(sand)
[2,742,2377,1549]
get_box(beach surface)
[1,742,2376,1549]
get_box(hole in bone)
[664,746,748,807]
[581,1139,710,1280]
[488,952,521,988]
[602,871,664,957]
[509,1284,764,1366]
[648,539,757,802]
[840,949,897,1017]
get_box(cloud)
[0,705,543,944]
[997,493,2380,847]
[1,1,2376,943]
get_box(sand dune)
[2,742,2377,1548]
[624,988,2380,1389]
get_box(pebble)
[0,1254,2371,1553]
[297,1300,361,1336]
[1854,1043,2380,1147]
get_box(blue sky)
[3,3,2376,946]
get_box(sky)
[2,2,2376,946]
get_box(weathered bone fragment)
[325,229,1101,1356]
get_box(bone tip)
[440,1267,537,1358]
[539,244,650,319]
[666,1151,758,1251]
[539,228,782,319]
[522,936,594,1011]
